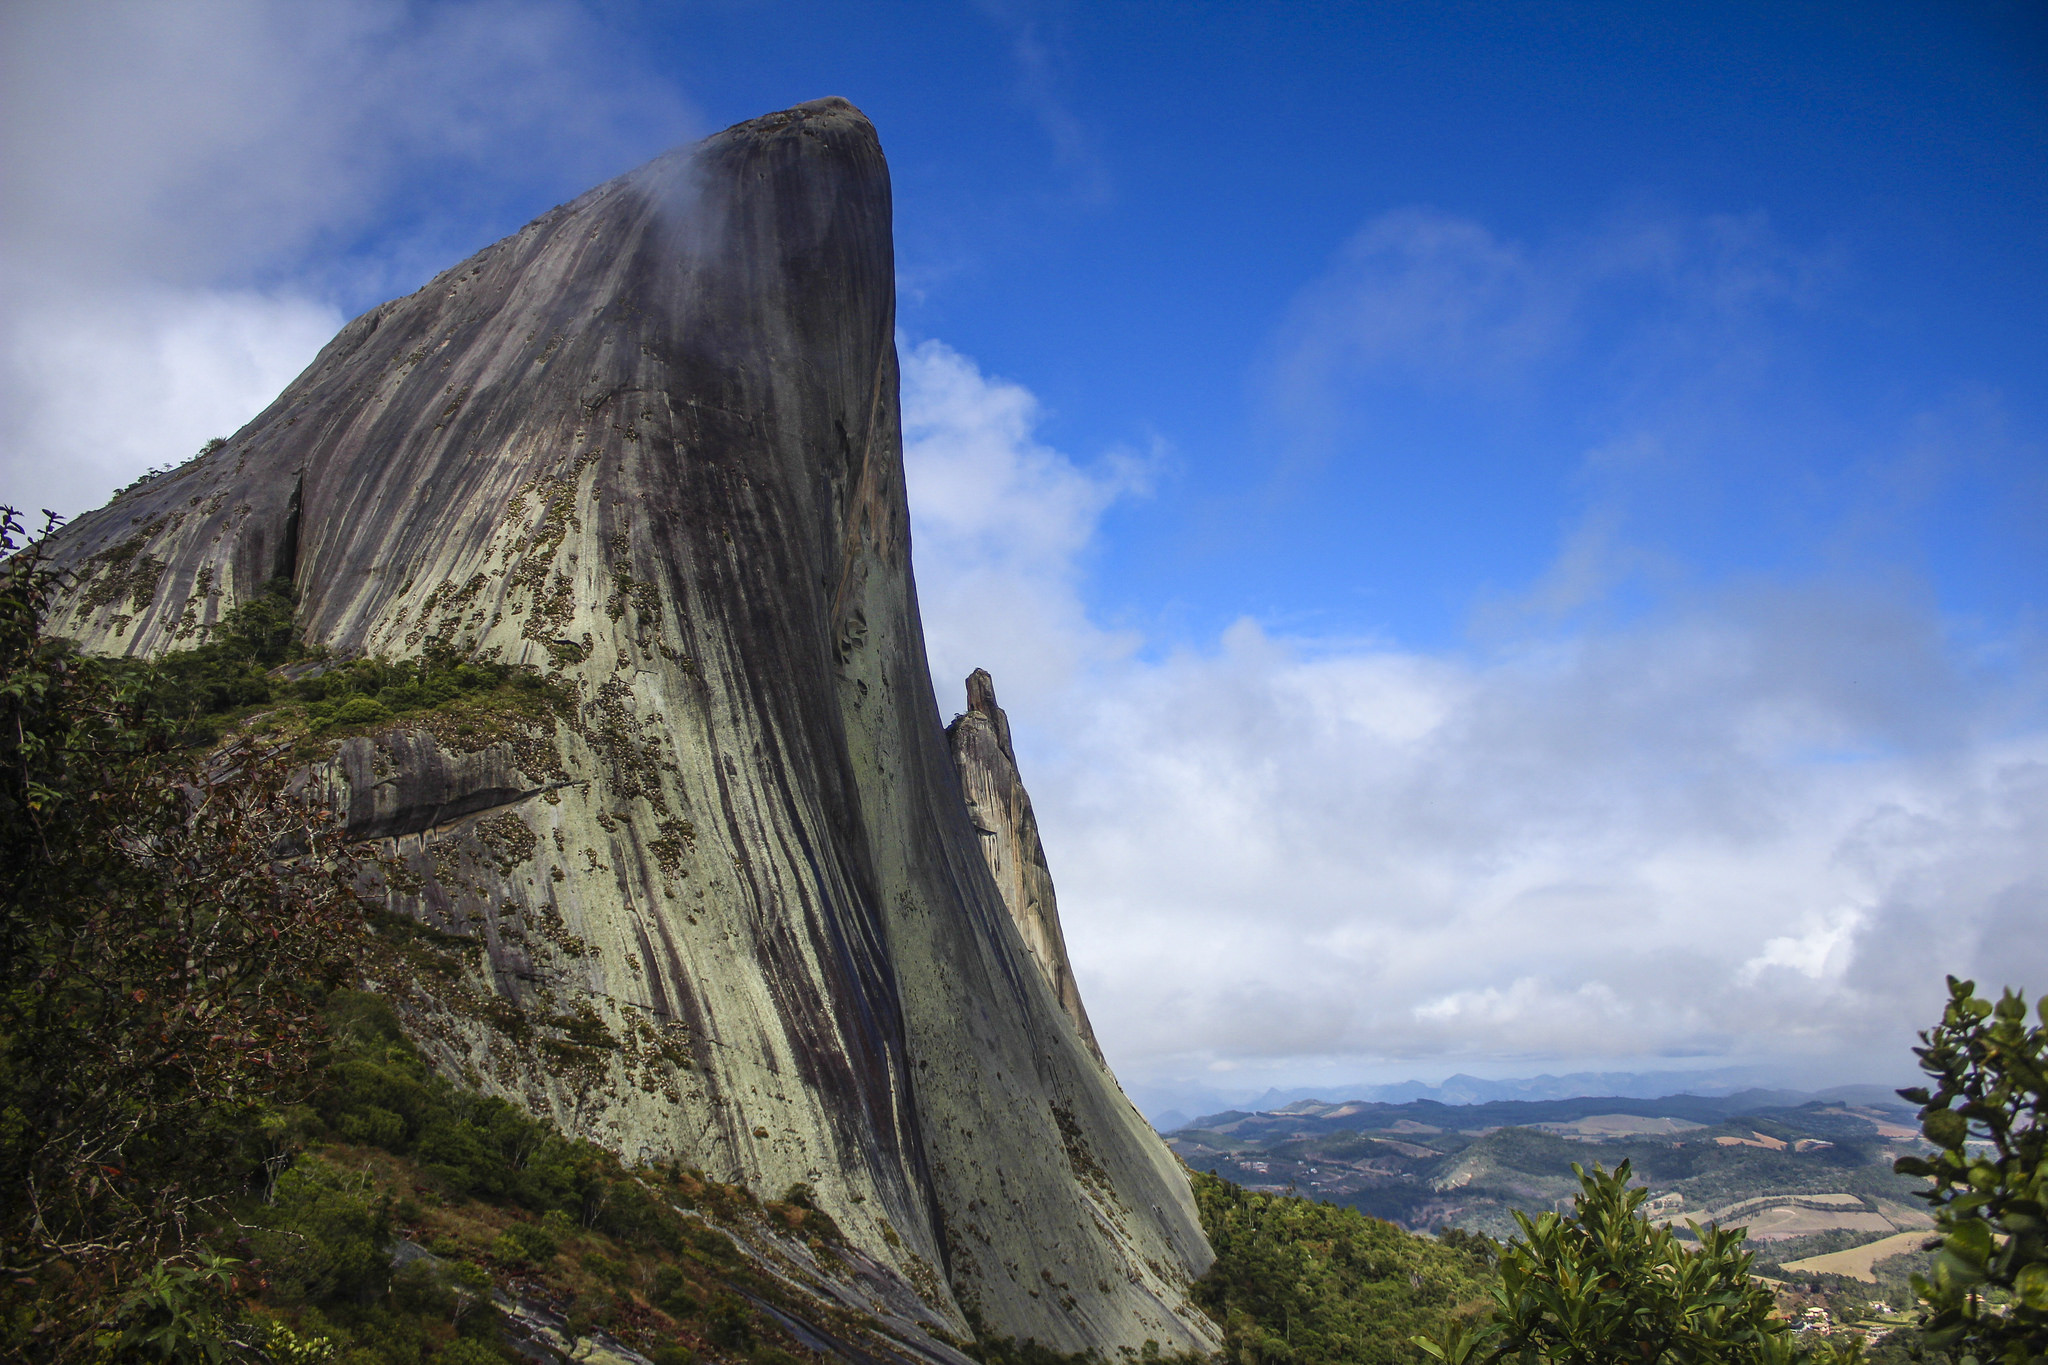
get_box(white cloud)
[1272,208,1569,404]
[899,333,2048,1110]
[1263,205,1821,465]
[902,337,1149,706]
[0,274,343,520]
[0,0,693,519]
[972,1,1111,206]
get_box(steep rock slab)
[41,99,1214,1353]
[945,670,1103,1064]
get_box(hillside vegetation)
[185,990,911,1365]
[1189,1173,1494,1364]
[1167,1091,1931,1245]
[105,574,574,753]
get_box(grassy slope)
[235,996,1512,1365]
[231,992,927,1365]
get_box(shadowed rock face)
[41,98,1215,1354]
[946,670,1103,1064]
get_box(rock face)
[946,670,1102,1064]
[41,99,1215,1355]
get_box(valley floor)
[1162,1087,1945,1342]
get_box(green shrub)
[429,1341,504,1365]
[1434,1225,1500,1269]
[491,1214,562,1267]
[389,1260,457,1319]
[102,1255,242,1365]
[121,576,305,737]
[94,573,568,746]
[653,1264,701,1319]
[582,1251,630,1286]
[705,1294,756,1350]
[312,992,602,1215]
[1893,977,2047,1362]
[565,1289,617,1341]
[1191,1171,1493,1365]
[331,695,392,725]
[261,1317,343,1364]
[960,1326,1101,1365]
[1414,1161,1855,1364]
[252,1156,396,1306]
[682,1221,740,1263]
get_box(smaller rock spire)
[946,670,1104,1064]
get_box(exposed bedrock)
[41,98,1215,1353]
[946,670,1103,1065]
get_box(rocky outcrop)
[946,671,1102,1065]
[41,98,1215,1355]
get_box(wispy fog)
[0,0,692,518]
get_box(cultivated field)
[1531,1114,1706,1139]
[1781,1231,1934,1283]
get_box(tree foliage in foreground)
[1894,977,2047,1364]
[0,508,362,1358]
[1414,1161,1858,1365]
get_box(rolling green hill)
[1164,1092,1933,1252]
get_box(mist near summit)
[0,0,692,518]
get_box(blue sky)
[882,1,2044,654]
[2,1,2043,1117]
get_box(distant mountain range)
[1139,1068,1910,1132]
[1162,1088,1933,1259]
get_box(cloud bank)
[901,271,2046,1117]
[0,0,691,520]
